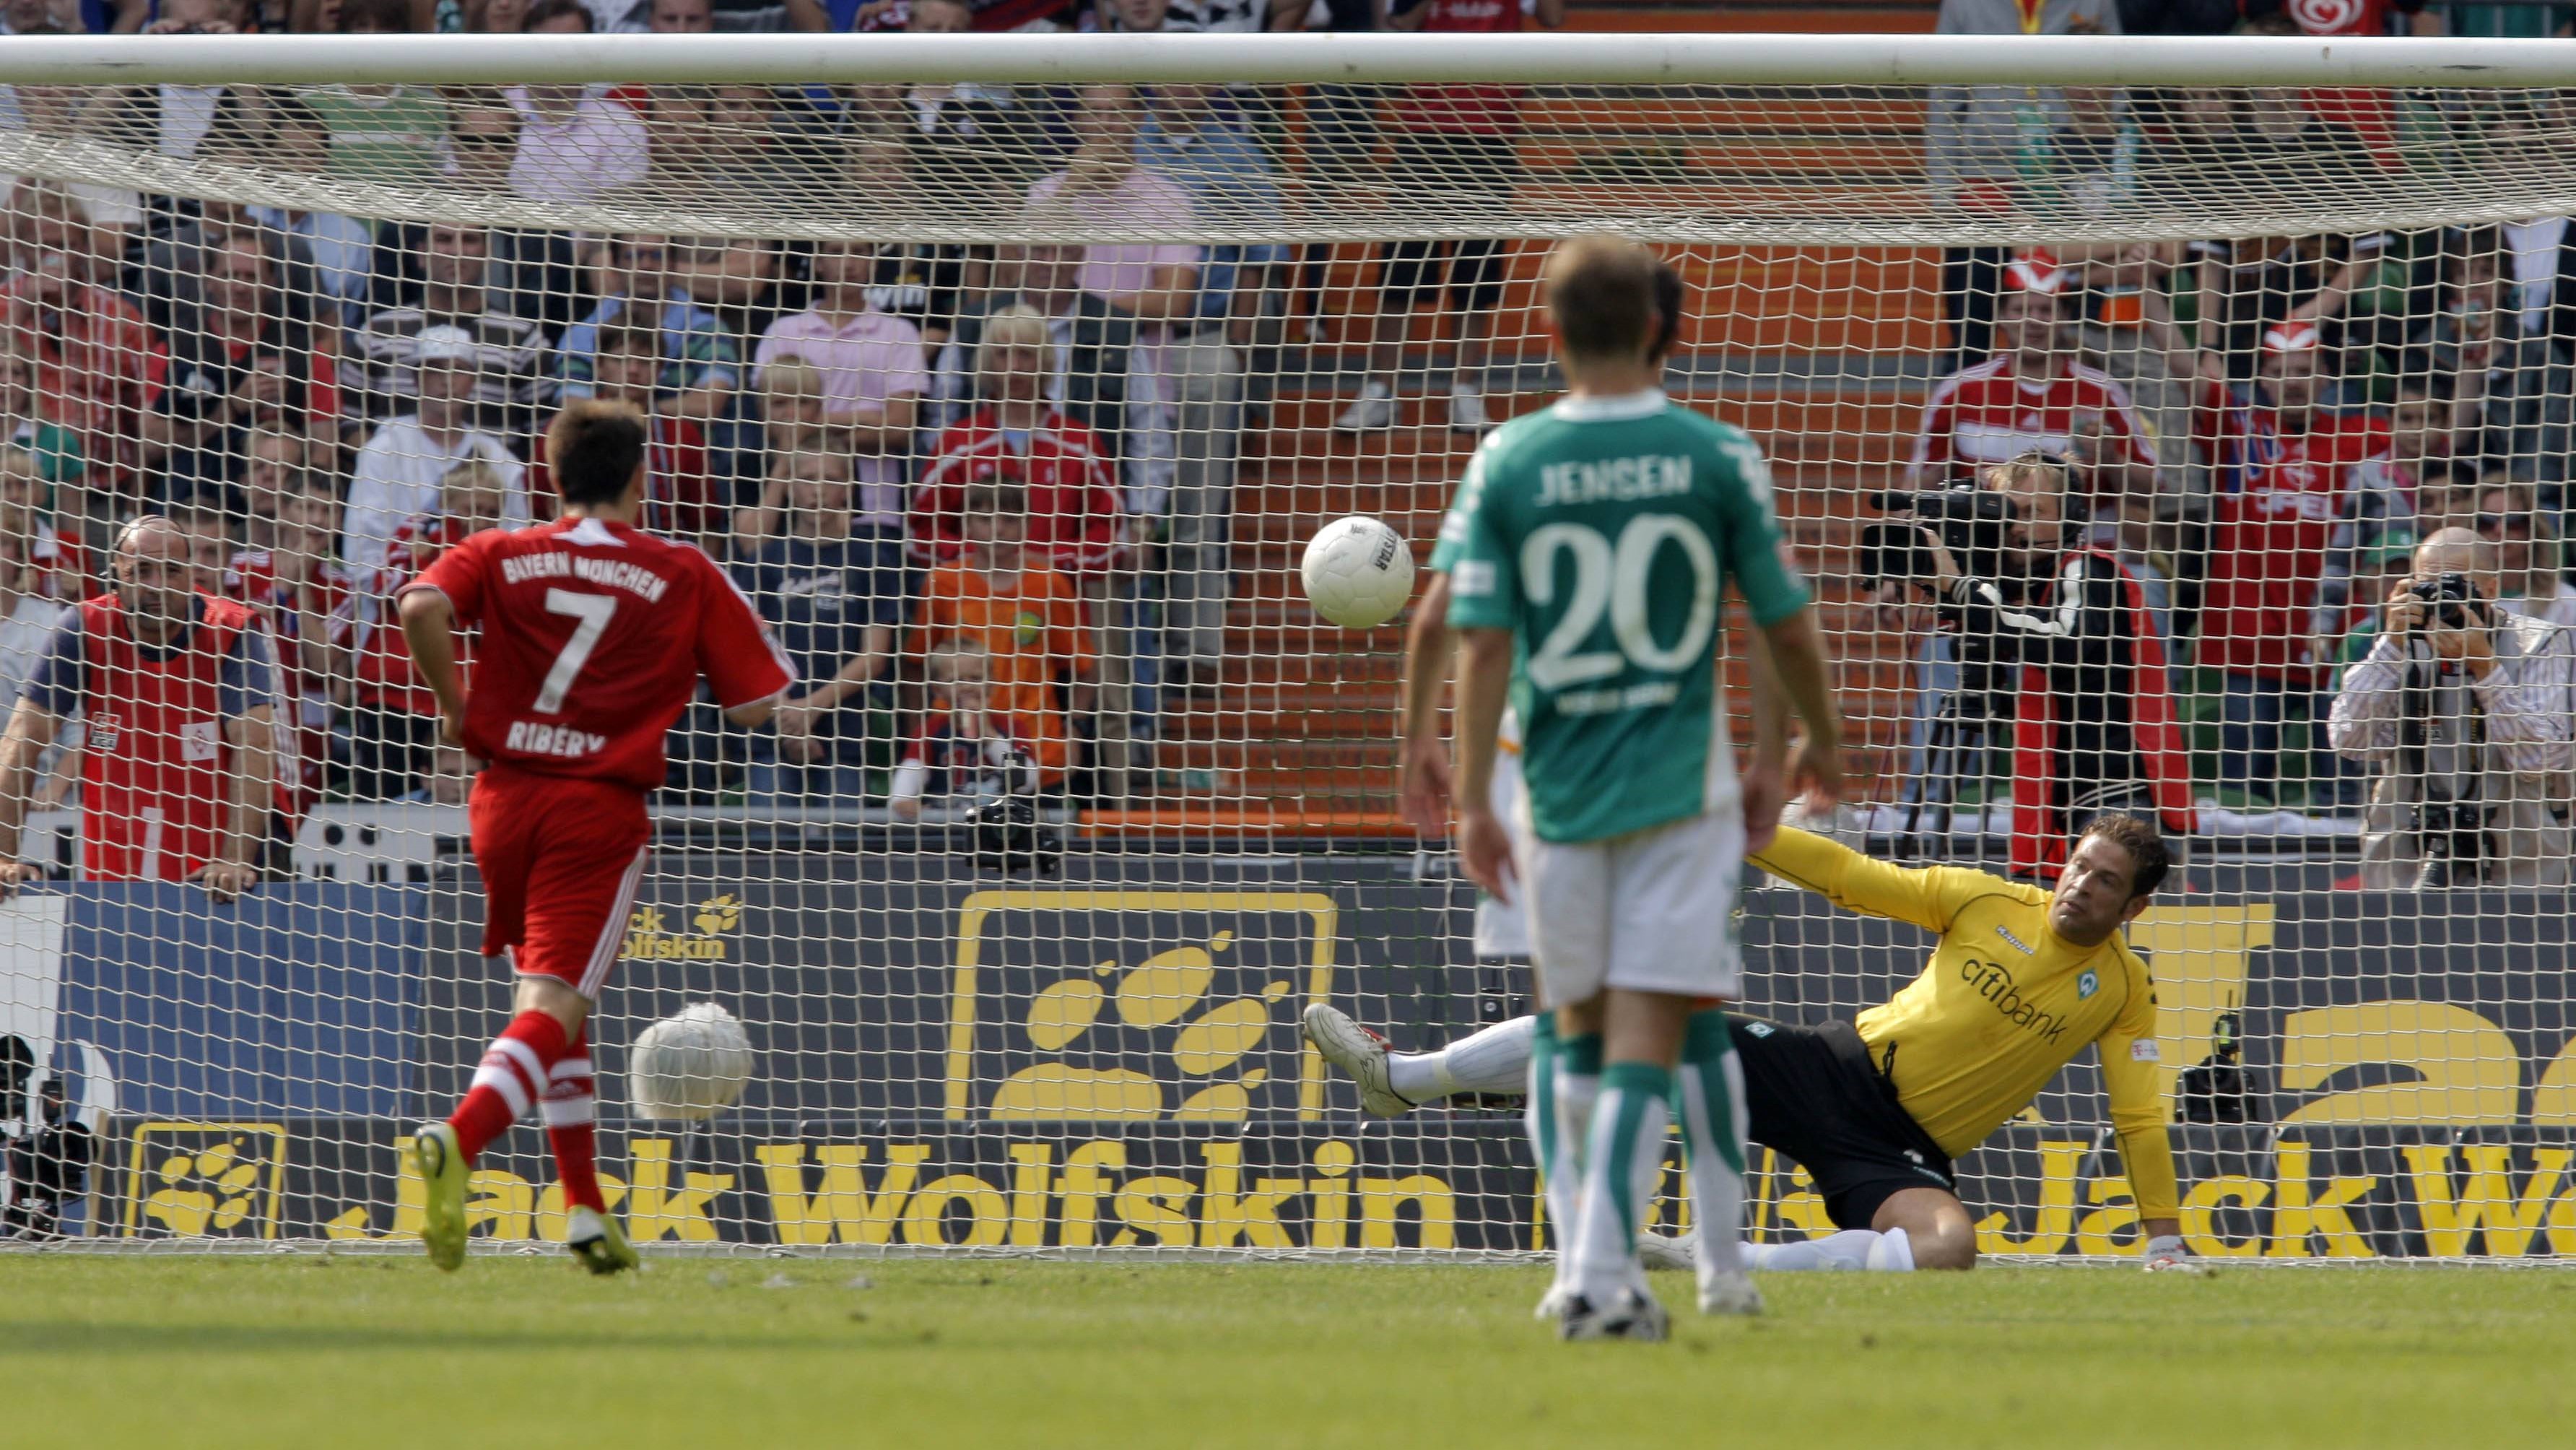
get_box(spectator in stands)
[505,0,650,203]
[447,90,525,194]
[233,483,348,816]
[2185,231,2393,384]
[910,305,1123,577]
[2480,488,2576,625]
[753,238,929,516]
[0,185,167,506]
[352,222,554,437]
[836,145,967,344]
[2151,305,2392,806]
[2466,214,2576,485]
[890,641,1044,820]
[842,0,1066,212]
[939,239,1132,457]
[1027,88,1238,662]
[736,448,908,800]
[648,84,794,202]
[341,326,527,587]
[147,233,343,505]
[571,319,722,545]
[918,475,1089,786]
[130,193,324,344]
[0,515,281,895]
[0,80,149,242]
[1336,0,1562,433]
[679,234,791,344]
[344,457,510,801]
[723,358,842,529]
[304,0,451,188]
[2318,525,2421,672]
[1109,0,1299,34]
[0,343,84,504]
[0,448,75,706]
[1925,0,2122,370]
[1137,78,1292,351]
[1907,251,2163,507]
[911,305,1131,792]
[2328,526,2575,887]
[560,233,744,424]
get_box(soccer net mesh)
[2,35,2574,1260]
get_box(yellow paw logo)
[122,1124,284,1239]
[992,932,1293,1122]
[693,894,742,936]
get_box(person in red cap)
[1908,249,2163,507]
[2151,305,2390,806]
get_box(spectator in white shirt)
[340,326,527,590]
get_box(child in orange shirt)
[915,474,1091,782]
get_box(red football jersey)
[2194,385,2389,682]
[1907,356,2159,490]
[407,516,793,791]
[908,411,1124,576]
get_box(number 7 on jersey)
[535,588,617,714]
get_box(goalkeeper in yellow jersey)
[1306,817,2190,1272]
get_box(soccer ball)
[1300,516,1416,630]
[627,1002,753,1123]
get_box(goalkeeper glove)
[2141,1233,2198,1273]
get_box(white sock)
[1744,1228,1898,1272]
[1388,1015,1538,1103]
[1868,1226,1915,1271]
[1677,1051,1749,1283]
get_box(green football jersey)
[1444,390,1808,843]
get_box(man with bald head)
[2328,526,2576,888]
[0,514,282,899]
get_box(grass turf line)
[4,1258,2567,1448]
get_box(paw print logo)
[991,932,1293,1123]
[128,1127,282,1238]
[693,895,743,936]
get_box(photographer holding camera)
[1876,452,2195,876]
[2327,528,2576,888]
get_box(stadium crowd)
[0,0,2565,882]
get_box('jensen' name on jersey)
[1533,453,1693,508]
[499,550,671,602]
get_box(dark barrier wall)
[52,854,2576,1256]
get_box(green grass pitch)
[6,1256,2568,1447]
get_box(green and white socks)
[1567,1060,1671,1305]
[1529,1020,1601,1306]
[1677,1010,1751,1295]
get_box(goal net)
[3,32,2574,1261]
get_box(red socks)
[447,1010,571,1163]
[541,1033,606,1215]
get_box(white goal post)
[0,33,2571,1263]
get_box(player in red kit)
[399,399,791,1275]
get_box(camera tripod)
[1895,679,2011,864]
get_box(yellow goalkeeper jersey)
[1749,827,2180,1221]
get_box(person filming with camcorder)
[2327,528,2576,888]
[1866,453,2193,875]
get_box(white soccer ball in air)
[627,1002,753,1123]
[1300,516,1416,630]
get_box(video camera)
[1856,487,2019,591]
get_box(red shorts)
[468,765,652,999]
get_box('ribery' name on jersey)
[1533,453,1693,508]
[505,720,608,759]
[497,550,672,603]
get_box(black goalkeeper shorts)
[1729,1015,1959,1231]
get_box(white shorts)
[1521,806,1745,1004]
[1473,746,1533,960]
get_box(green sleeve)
[1425,443,1491,575]
[1709,430,1809,626]
[1443,453,1518,633]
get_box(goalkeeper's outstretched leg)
[1306,1006,1977,1269]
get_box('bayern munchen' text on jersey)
[1445,388,1809,843]
[408,515,792,791]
